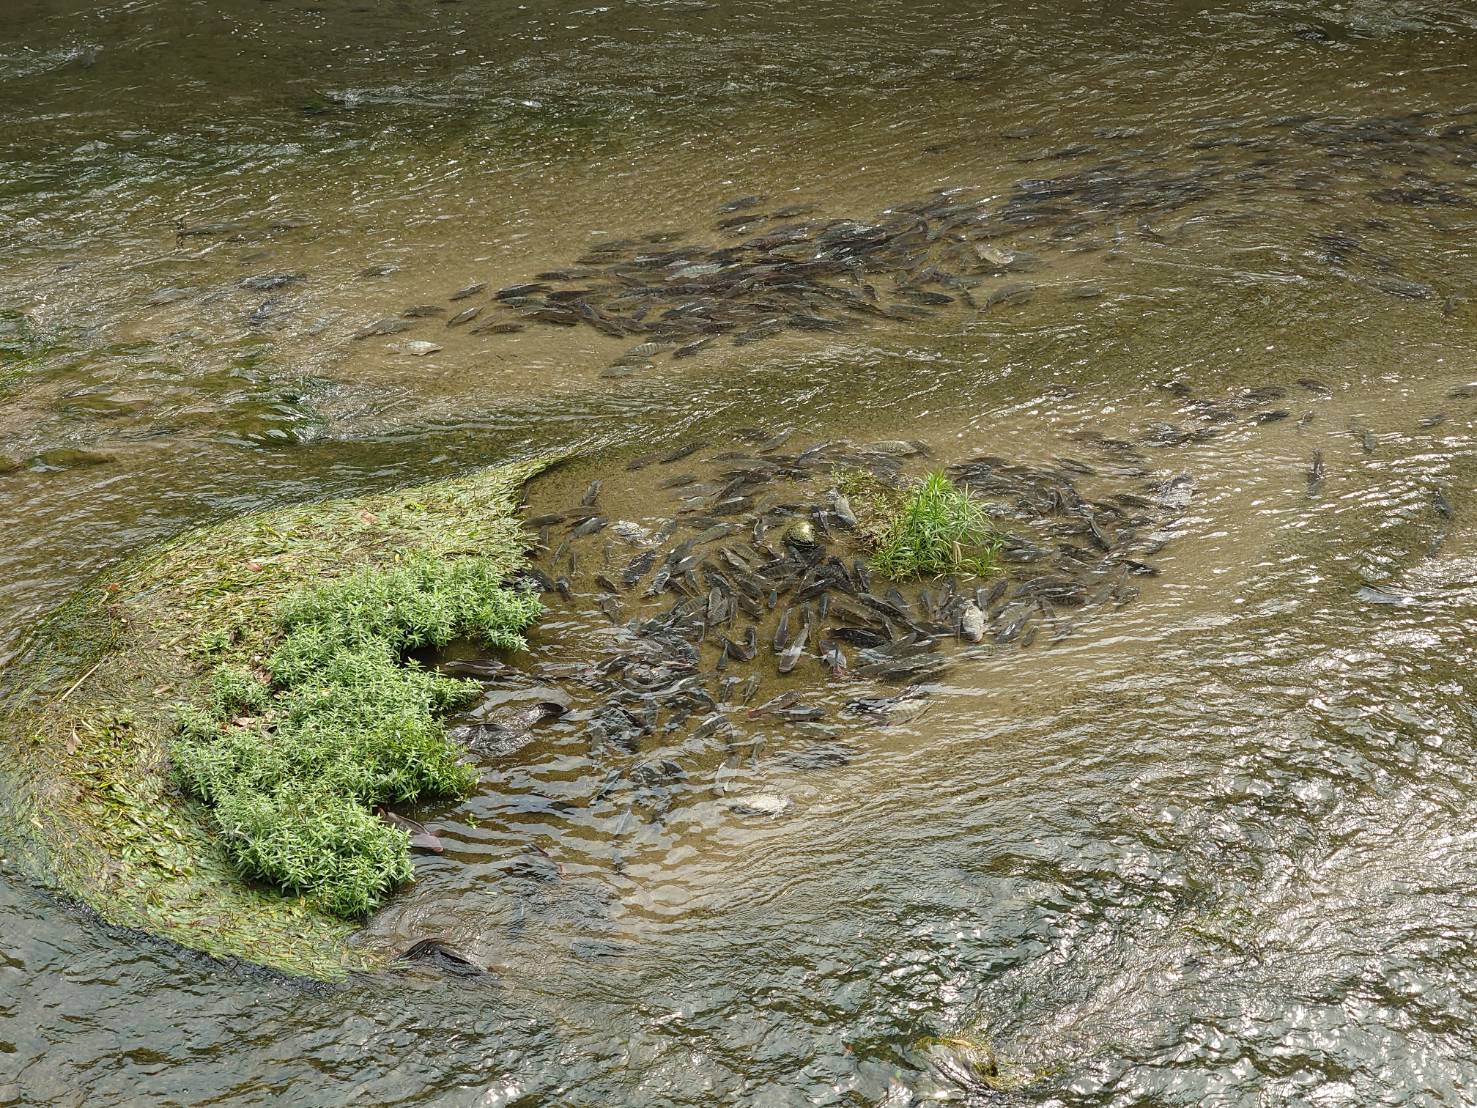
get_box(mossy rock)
[0,460,545,979]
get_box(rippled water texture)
[5,1,1477,1103]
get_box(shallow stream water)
[4,1,1477,1104]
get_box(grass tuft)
[866,471,1000,580]
[171,554,541,919]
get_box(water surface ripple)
[3,1,1477,1104]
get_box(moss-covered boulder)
[0,461,544,979]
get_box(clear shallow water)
[4,1,1477,1103]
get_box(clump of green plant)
[172,554,541,918]
[866,470,999,580]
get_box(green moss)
[0,460,547,978]
[172,556,540,918]
[854,470,1000,580]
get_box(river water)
[4,0,1477,1103]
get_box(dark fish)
[722,635,756,662]
[1434,485,1454,519]
[1369,276,1434,301]
[749,691,801,717]
[734,321,784,345]
[449,282,487,301]
[829,626,886,648]
[995,605,1031,643]
[643,564,673,597]
[520,308,578,326]
[398,938,483,977]
[771,607,792,654]
[778,625,809,674]
[378,809,443,854]
[707,588,728,626]
[659,441,707,464]
[691,713,730,741]
[1308,450,1325,493]
[691,523,735,546]
[570,516,608,538]
[447,305,483,326]
[1357,585,1418,606]
[854,654,946,682]
[581,480,603,506]
[984,283,1035,309]
[719,195,765,212]
[899,289,954,306]
[772,705,825,722]
[821,642,849,677]
[240,272,304,290]
[622,550,657,588]
[352,317,414,339]
[495,283,549,300]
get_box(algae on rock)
[0,461,544,978]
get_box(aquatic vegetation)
[173,557,541,918]
[0,460,546,977]
[863,471,999,580]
